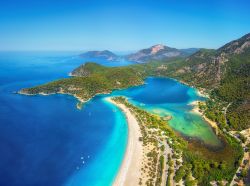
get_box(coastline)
[18,90,87,102]
[105,97,144,186]
[190,100,219,134]
[177,79,209,98]
[17,80,145,108]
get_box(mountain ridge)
[79,45,199,63]
[18,33,250,185]
[156,33,250,130]
[125,44,200,63]
[20,33,250,130]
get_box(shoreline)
[105,97,143,186]
[177,79,209,98]
[17,81,144,107]
[18,90,87,103]
[190,100,219,134]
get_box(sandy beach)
[106,97,143,186]
[190,101,219,134]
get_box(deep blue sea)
[0,52,133,186]
[0,52,220,186]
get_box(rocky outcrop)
[169,33,250,88]
[217,33,250,55]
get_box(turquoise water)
[0,52,220,186]
[65,98,127,186]
[109,77,222,147]
[0,52,130,186]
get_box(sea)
[0,52,221,186]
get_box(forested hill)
[154,33,250,130]
[159,33,250,89]
[19,64,145,102]
[19,33,250,130]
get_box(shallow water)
[0,52,221,186]
[0,52,130,186]
[110,77,222,147]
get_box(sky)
[0,0,250,51]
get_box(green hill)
[20,33,250,130]
[152,33,250,130]
[19,64,144,102]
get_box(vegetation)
[20,33,249,130]
[19,63,145,102]
[147,43,250,131]
[166,154,173,186]
[19,33,250,183]
[183,144,242,185]
[174,164,187,182]
[111,96,172,186]
[214,48,250,130]
[156,155,164,185]
[21,49,249,131]
[112,97,243,186]
[171,132,243,185]
[142,34,250,131]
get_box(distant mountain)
[79,50,119,61]
[179,48,201,55]
[21,33,250,131]
[19,33,250,186]
[126,44,199,63]
[79,45,199,63]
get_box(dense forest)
[19,32,250,185]
[145,34,250,131]
[20,33,250,131]
[19,63,145,102]
[114,97,243,185]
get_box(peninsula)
[19,33,250,185]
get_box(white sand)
[190,101,219,134]
[106,98,143,186]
